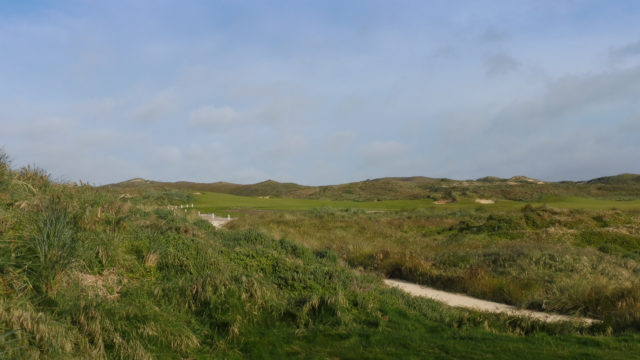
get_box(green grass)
[229,206,640,331]
[3,151,640,358]
[194,191,640,213]
[194,191,434,213]
[4,183,637,358]
[531,196,640,210]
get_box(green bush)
[577,230,640,255]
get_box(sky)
[1,0,639,185]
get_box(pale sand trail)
[384,279,599,324]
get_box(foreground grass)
[1,157,640,357]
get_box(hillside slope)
[108,173,640,201]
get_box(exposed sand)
[198,213,234,228]
[475,198,495,204]
[209,219,232,228]
[384,279,599,324]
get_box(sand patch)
[475,199,495,204]
[198,213,235,228]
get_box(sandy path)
[384,279,599,324]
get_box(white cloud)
[266,135,310,158]
[7,116,76,139]
[132,88,179,122]
[155,146,182,164]
[325,131,356,155]
[70,98,119,122]
[189,105,241,129]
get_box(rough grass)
[2,152,640,358]
[229,206,640,331]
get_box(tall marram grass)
[21,197,76,293]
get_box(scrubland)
[2,152,640,358]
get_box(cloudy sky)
[1,0,639,185]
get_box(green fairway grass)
[194,191,435,213]
[194,191,640,213]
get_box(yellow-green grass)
[194,191,640,213]
[194,191,435,213]
[531,196,640,210]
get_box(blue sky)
[1,0,639,185]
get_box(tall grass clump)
[20,197,76,293]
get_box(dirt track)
[384,279,599,324]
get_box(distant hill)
[587,174,640,185]
[227,180,314,198]
[107,173,640,201]
[110,178,315,198]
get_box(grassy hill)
[110,178,315,198]
[108,173,640,202]
[587,174,640,185]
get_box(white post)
[227,214,230,220]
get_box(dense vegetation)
[2,152,640,358]
[230,206,640,330]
